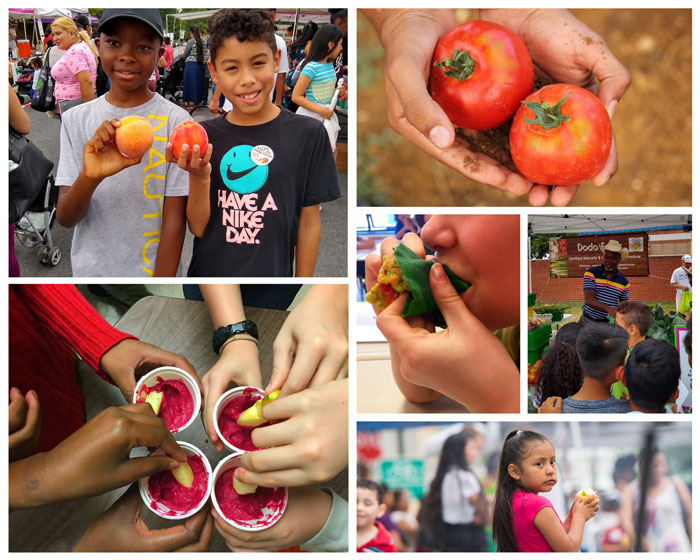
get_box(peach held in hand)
[115,115,154,158]
[169,120,209,160]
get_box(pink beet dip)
[148,454,208,515]
[137,377,194,432]
[215,467,285,527]
[217,389,270,451]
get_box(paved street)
[12,92,347,278]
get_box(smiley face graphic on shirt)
[219,144,268,194]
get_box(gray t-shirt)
[562,396,631,414]
[57,94,190,276]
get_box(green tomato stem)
[522,91,572,130]
[434,49,476,81]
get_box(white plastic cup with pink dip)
[139,441,213,520]
[211,452,288,531]
[133,366,201,434]
[213,386,269,453]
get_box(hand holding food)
[374,260,519,412]
[100,339,199,404]
[366,243,469,325]
[201,337,262,453]
[72,483,213,552]
[9,404,187,510]
[235,379,349,487]
[212,486,332,552]
[236,390,280,427]
[572,488,600,521]
[364,8,532,197]
[483,8,631,204]
[82,119,145,180]
[165,121,213,179]
[266,284,348,397]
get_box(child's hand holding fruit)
[82,117,151,180]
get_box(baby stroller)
[159,54,185,105]
[14,175,62,266]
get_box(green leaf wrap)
[393,244,470,319]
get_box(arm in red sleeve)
[14,285,137,382]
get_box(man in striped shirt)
[580,240,630,324]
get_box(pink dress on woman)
[51,40,97,102]
[511,490,564,552]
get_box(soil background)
[357,9,691,207]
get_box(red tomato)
[430,20,533,130]
[509,84,612,185]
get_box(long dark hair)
[298,24,342,73]
[492,430,551,552]
[535,322,583,406]
[190,25,204,64]
[422,429,481,543]
[289,21,317,54]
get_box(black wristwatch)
[212,320,259,354]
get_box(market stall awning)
[528,214,691,235]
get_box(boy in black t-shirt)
[167,9,340,277]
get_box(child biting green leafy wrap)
[366,244,470,322]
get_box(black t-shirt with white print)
[188,109,340,277]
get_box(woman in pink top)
[492,430,600,552]
[49,17,98,117]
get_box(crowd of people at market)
[358,426,691,553]
[9,8,348,278]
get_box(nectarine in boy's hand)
[169,120,209,160]
[115,115,154,158]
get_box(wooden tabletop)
[9,295,348,552]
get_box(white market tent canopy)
[528,214,692,235]
[165,9,330,39]
[527,214,691,290]
[8,8,92,50]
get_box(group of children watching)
[54,8,340,277]
[536,303,691,414]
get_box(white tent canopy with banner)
[528,214,692,290]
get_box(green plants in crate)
[534,305,564,322]
[647,304,687,343]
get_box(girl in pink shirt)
[492,430,599,552]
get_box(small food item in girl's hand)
[233,470,258,495]
[145,391,164,415]
[171,461,195,488]
[577,488,598,503]
[236,390,280,427]
[366,244,470,322]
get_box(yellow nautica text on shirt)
[140,115,168,276]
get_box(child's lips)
[114,69,140,80]
[237,90,261,105]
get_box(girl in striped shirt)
[292,24,344,150]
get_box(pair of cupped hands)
[368,8,631,206]
[10,289,348,551]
